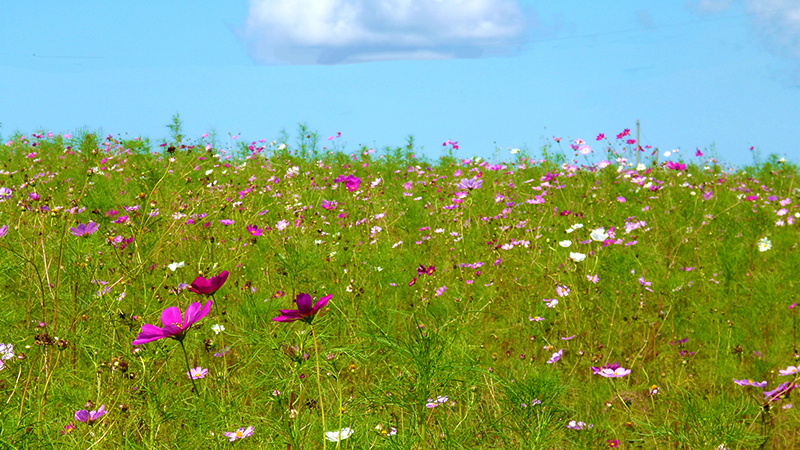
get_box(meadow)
[0,121,798,449]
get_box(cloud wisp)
[243,0,530,65]
[689,0,800,80]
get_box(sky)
[1,0,799,167]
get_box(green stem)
[179,340,199,396]
[311,323,327,450]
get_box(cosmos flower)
[757,237,772,252]
[335,175,361,192]
[74,405,107,424]
[132,300,212,345]
[591,362,631,378]
[590,228,609,241]
[733,379,767,387]
[325,427,354,442]
[778,366,798,376]
[666,161,687,171]
[569,252,586,262]
[566,420,592,430]
[417,264,436,276]
[69,222,99,237]
[188,271,229,295]
[456,178,483,190]
[247,224,263,236]
[224,426,254,442]
[764,382,795,402]
[272,293,332,324]
[320,199,338,210]
[187,367,208,379]
[546,349,563,364]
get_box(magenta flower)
[335,174,361,192]
[666,161,687,171]
[188,271,229,295]
[132,300,212,345]
[416,264,436,276]
[74,404,107,423]
[247,224,263,236]
[321,199,338,210]
[0,225,7,238]
[734,378,767,387]
[272,293,332,324]
[69,222,98,237]
[778,366,799,376]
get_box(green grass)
[0,126,798,449]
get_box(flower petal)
[132,324,168,345]
[160,306,183,328]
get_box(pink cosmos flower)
[188,271,229,295]
[457,178,483,190]
[74,404,107,423]
[132,300,212,345]
[546,349,563,364]
[69,222,98,237]
[733,379,767,387]
[591,362,631,378]
[778,366,799,376]
[272,293,332,324]
[566,420,592,430]
[224,426,254,442]
[596,133,605,141]
[0,224,8,239]
[764,382,795,402]
[187,367,208,379]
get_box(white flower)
[758,237,772,252]
[0,343,14,361]
[325,427,354,442]
[205,169,214,175]
[663,151,672,157]
[211,324,225,335]
[375,266,383,272]
[636,163,646,171]
[286,166,299,177]
[371,178,382,188]
[278,143,287,150]
[590,228,609,242]
[559,240,572,247]
[569,252,586,262]
[510,148,519,154]
[168,261,185,271]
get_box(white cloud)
[244,0,529,64]
[745,0,800,61]
[688,0,800,67]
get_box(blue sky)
[1,0,798,167]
